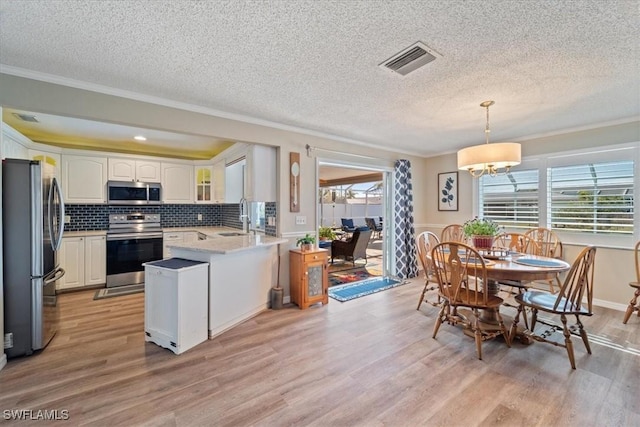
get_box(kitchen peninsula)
[168,233,287,338]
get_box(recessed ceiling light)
[134,135,147,141]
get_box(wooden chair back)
[431,242,489,307]
[494,232,541,255]
[554,246,597,313]
[524,228,561,258]
[417,231,440,278]
[441,224,466,243]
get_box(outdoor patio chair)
[331,229,372,266]
[365,217,383,239]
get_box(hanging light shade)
[457,101,521,178]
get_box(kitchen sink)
[217,232,245,237]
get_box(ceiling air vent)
[12,113,39,123]
[379,41,439,76]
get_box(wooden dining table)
[463,252,571,343]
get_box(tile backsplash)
[64,204,222,231]
[64,203,278,235]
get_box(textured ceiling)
[0,0,639,158]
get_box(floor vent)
[379,42,439,76]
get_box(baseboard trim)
[593,298,627,312]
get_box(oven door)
[106,233,163,287]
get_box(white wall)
[0,106,5,371]
[0,74,426,301]
[418,121,640,309]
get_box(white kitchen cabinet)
[57,237,85,290]
[245,145,277,202]
[163,231,184,258]
[1,123,30,160]
[224,158,245,203]
[108,158,161,182]
[85,235,107,286]
[144,258,209,355]
[57,235,106,290]
[162,162,194,203]
[29,150,62,178]
[61,154,108,203]
[194,165,214,204]
[212,160,225,203]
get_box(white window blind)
[479,169,539,230]
[548,160,634,234]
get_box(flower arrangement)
[318,226,336,241]
[463,217,501,237]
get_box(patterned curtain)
[394,159,419,279]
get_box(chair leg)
[576,315,591,354]
[473,308,483,360]
[622,288,640,324]
[561,314,576,369]
[496,311,510,348]
[531,308,538,331]
[417,282,428,310]
[509,305,523,346]
[432,303,447,338]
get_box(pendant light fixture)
[457,101,521,178]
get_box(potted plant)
[318,226,336,241]
[296,233,316,251]
[463,217,501,250]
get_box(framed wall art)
[438,171,458,211]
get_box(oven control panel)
[109,214,161,224]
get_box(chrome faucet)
[239,197,250,233]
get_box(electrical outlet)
[64,215,71,224]
[197,214,202,221]
[295,215,306,225]
[268,216,275,226]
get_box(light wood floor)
[1,278,639,426]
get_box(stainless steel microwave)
[107,181,162,205]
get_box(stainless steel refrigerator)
[2,158,65,358]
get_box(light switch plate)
[64,215,71,224]
[295,215,306,225]
[197,214,202,221]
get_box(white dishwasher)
[143,258,209,355]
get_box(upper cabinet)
[61,154,108,204]
[212,160,225,203]
[224,158,245,203]
[162,162,194,204]
[1,123,30,160]
[194,165,214,204]
[222,144,277,203]
[246,145,277,202]
[108,158,161,182]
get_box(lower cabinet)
[289,248,329,309]
[57,235,106,290]
[144,258,209,354]
[163,231,198,258]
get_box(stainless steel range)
[106,213,163,287]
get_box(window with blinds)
[479,169,539,230]
[548,160,634,234]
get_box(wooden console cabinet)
[289,248,329,309]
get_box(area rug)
[94,284,144,300]
[328,263,384,286]
[328,277,407,302]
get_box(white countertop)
[168,234,286,254]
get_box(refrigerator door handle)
[48,176,65,251]
[44,267,66,285]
